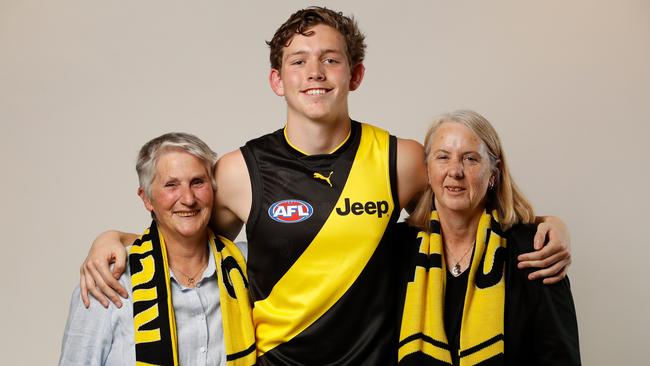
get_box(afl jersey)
[241,121,400,365]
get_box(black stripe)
[388,134,399,213]
[131,232,151,247]
[399,352,453,366]
[226,342,256,361]
[214,236,225,251]
[485,228,491,247]
[398,332,451,351]
[489,216,505,237]
[130,221,176,365]
[429,219,441,234]
[459,334,504,358]
[474,246,507,289]
[221,256,249,298]
[415,252,442,270]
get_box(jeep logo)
[335,198,389,218]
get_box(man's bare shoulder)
[215,149,250,206]
[214,149,247,174]
[396,138,424,157]
[215,149,248,184]
[395,138,427,210]
[213,149,251,239]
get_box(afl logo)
[268,199,313,223]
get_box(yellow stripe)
[130,240,153,255]
[132,287,157,302]
[254,123,393,355]
[212,234,257,365]
[131,256,155,288]
[457,211,506,365]
[156,230,178,365]
[398,338,452,363]
[422,342,453,364]
[461,339,504,365]
[398,217,451,363]
[134,303,161,343]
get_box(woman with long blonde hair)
[398,110,580,365]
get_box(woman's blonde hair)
[408,110,535,231]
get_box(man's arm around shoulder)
[395,138,427,212]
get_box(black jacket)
[396,223,581,366]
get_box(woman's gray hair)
[136,132,218,199]
[408,109,535,231]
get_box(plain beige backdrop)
[1,0,649,364]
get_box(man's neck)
[285,115,352,155]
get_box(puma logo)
[313,171,333,187]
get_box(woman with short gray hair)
[60,133,256,366]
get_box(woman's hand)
[79,230,134,308]
[517,216,572,284]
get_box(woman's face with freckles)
[427,122,495,218]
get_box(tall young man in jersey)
[80,7,572,365]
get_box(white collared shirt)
[59,242,247,366]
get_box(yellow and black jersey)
[241,121,400,365]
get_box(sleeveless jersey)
[241,121,400,365]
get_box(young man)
[80,7,571,365]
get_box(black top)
[444,265,470,366]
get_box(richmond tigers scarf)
[128,221,256,366]
[399,210,507,365]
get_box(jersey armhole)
[388,134,400,217]
[240,145,261,239]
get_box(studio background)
[1,1,648,364]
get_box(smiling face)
[269,24,364,124]
[428,122,496,218]
[139,149,214,243]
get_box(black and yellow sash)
[128,221,256,366]
[252,123,395,356]
[399,210,507,365]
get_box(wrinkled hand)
[518,217,572,284]
[80,230,129,308]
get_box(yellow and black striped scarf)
[399,209,507,365]
[128,221,256,366]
